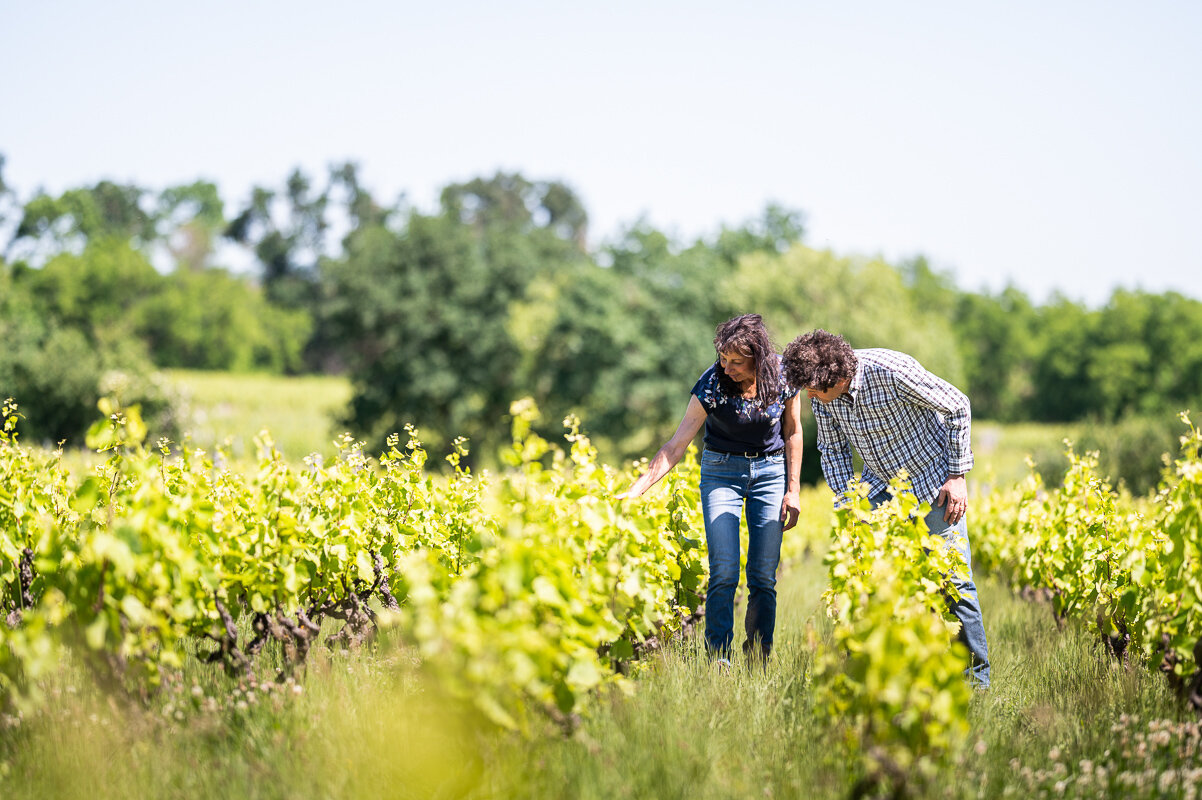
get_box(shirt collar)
[843,363,865,404]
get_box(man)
[781,329,990,687]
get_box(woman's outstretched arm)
[615,395,708,499]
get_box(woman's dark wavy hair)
[781,329,857,391]
[712,313,781,408]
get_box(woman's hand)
[615,397,707,502]
[780,489,801,530]
[781,393,804,531]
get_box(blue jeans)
[871,491,992,688]
[700,450,786,659]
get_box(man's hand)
[780,490,801,531]
[936,474,968,524]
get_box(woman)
[617,314,803,662]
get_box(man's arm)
[812,399,855,507]
[891,364,974,478]
[891,359,973,522]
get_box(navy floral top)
[691,362,798,454]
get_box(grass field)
[970,421,1079,491]
[164,369,353,461]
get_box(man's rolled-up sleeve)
[893,366,974,476]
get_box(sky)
[2,1,1200,306]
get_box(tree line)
[2,153,1200,488]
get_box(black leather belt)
[706,446,784,459]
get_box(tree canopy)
[3,153,1202,478]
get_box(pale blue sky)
[3,1,1199,305]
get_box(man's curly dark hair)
[781,329,857,391]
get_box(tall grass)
[486,563,1189,800]
[4,550,1194,800]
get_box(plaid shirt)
[812,349,973,506]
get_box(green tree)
[440,171,589,249]
[952,287,1037,421]
[0,265,102,444]
[321,173,597,461]
[1087,291,1153,421]
[727,244,966,386]
[901,256,960,320]
[1081,290,1202,420]
[322,211,532,457]
[135,269,310,372]
[25,237,163,347]
[711,203,806,267]
[156,180,225,272]
[1141,292,1202,406]
[1030,297,1096,421]
[329,161,389,231]
[224,168,329,309]
[516,231,724,459]
[10,181,157,259]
